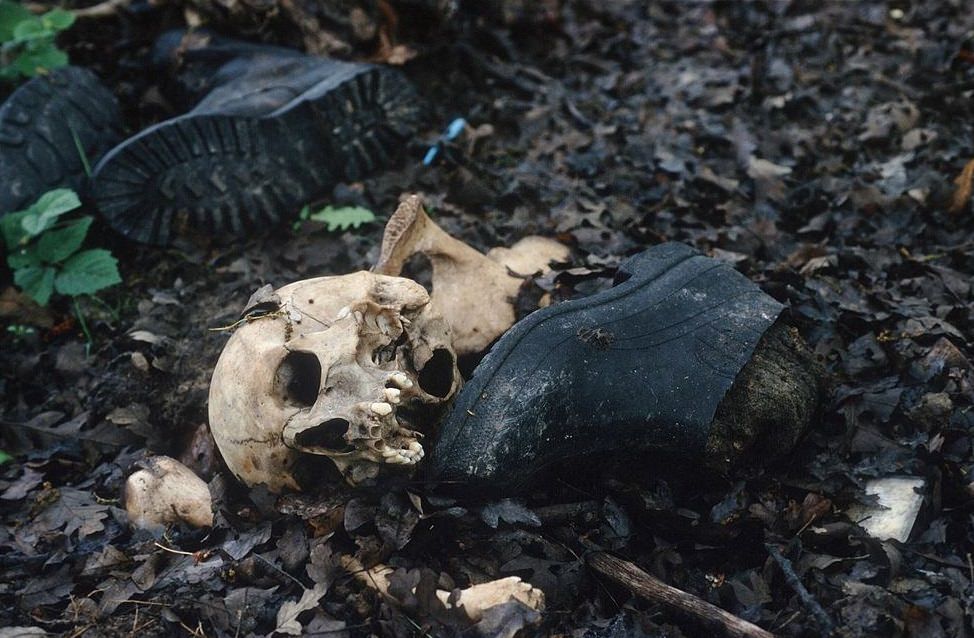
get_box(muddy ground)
[2,1,974,636]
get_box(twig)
[252,552,306,590]
[153,541,194,556]
[764,543,833,635]
[587,552,775,638]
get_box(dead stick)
[587,552,775,638]
[765,543,834,634]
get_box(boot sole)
[0,67,123,214]
[91,64,420,245]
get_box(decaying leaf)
[275,583,328,635]
[948,158,974,214]
[481,499,542,529]
[31,486,109,539]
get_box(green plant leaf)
[15,264,56,305]
[0,209,30,248]
[307,205,376,232]
[0,1,33,40]
[7,245,40,270]
[11,16,44,41]
[55,249,121,296]
[20,188,81,236]
[0,450,11,464]
[13,43,68,76]
[41,8,74,31]
[36,216,91,263]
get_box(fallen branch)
[765,543,834,634]
[586,551,775,638]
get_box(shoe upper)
[429,242,785,492]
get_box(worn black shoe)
[430,242,821,494]
[0,66,123,215]
[91,33,422,245]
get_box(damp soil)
[3,2,974,636]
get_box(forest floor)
[2,1,974,636]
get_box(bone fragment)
[375,194,568,355]
[124,456,213,532]
[340,555,544,624]
[846,476,925,542]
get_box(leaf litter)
[2,1,974,636]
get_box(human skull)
[208,272,460,491]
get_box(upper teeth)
[384,388,401,403]
[381,442,424,464]
[370,402,393,416]
[389,372,413,389]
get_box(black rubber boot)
[0,66,123,215]
[91,31,422,245]
[429,242,802,494]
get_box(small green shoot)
[0,450,11,464]
[6,324,35,341]
[297,204,377,232]
[0,1,75,81]
[1,188,121,307]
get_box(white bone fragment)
[339,556,544,625]
[847,477,925,543]
[375,194,569,355]
[124,456,213,532]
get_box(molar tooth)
[370,402,393,416]
[384,388,402,404]
[390,372,413,389]
[408,441,423,453]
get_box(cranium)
[208,271,460,491]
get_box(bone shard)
[847,477,925,543]
[124,455,213,532]
[375,194,568,355]
[340,555,544,625]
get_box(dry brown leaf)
[948,158,974,214]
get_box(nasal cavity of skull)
[275,351,321,406]
[372,328,408,365]
[295,418,355,453]
[418,348,455,398]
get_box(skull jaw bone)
[208,271,460,491]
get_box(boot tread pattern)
[92,65,421,244]
[0,67,123,214]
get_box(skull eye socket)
[294,418,354,453]
[418,348,455,398]
[275,352,321,406]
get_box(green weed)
[294,204,377,232]
[0,1,74,80]
[1,188,121,306]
